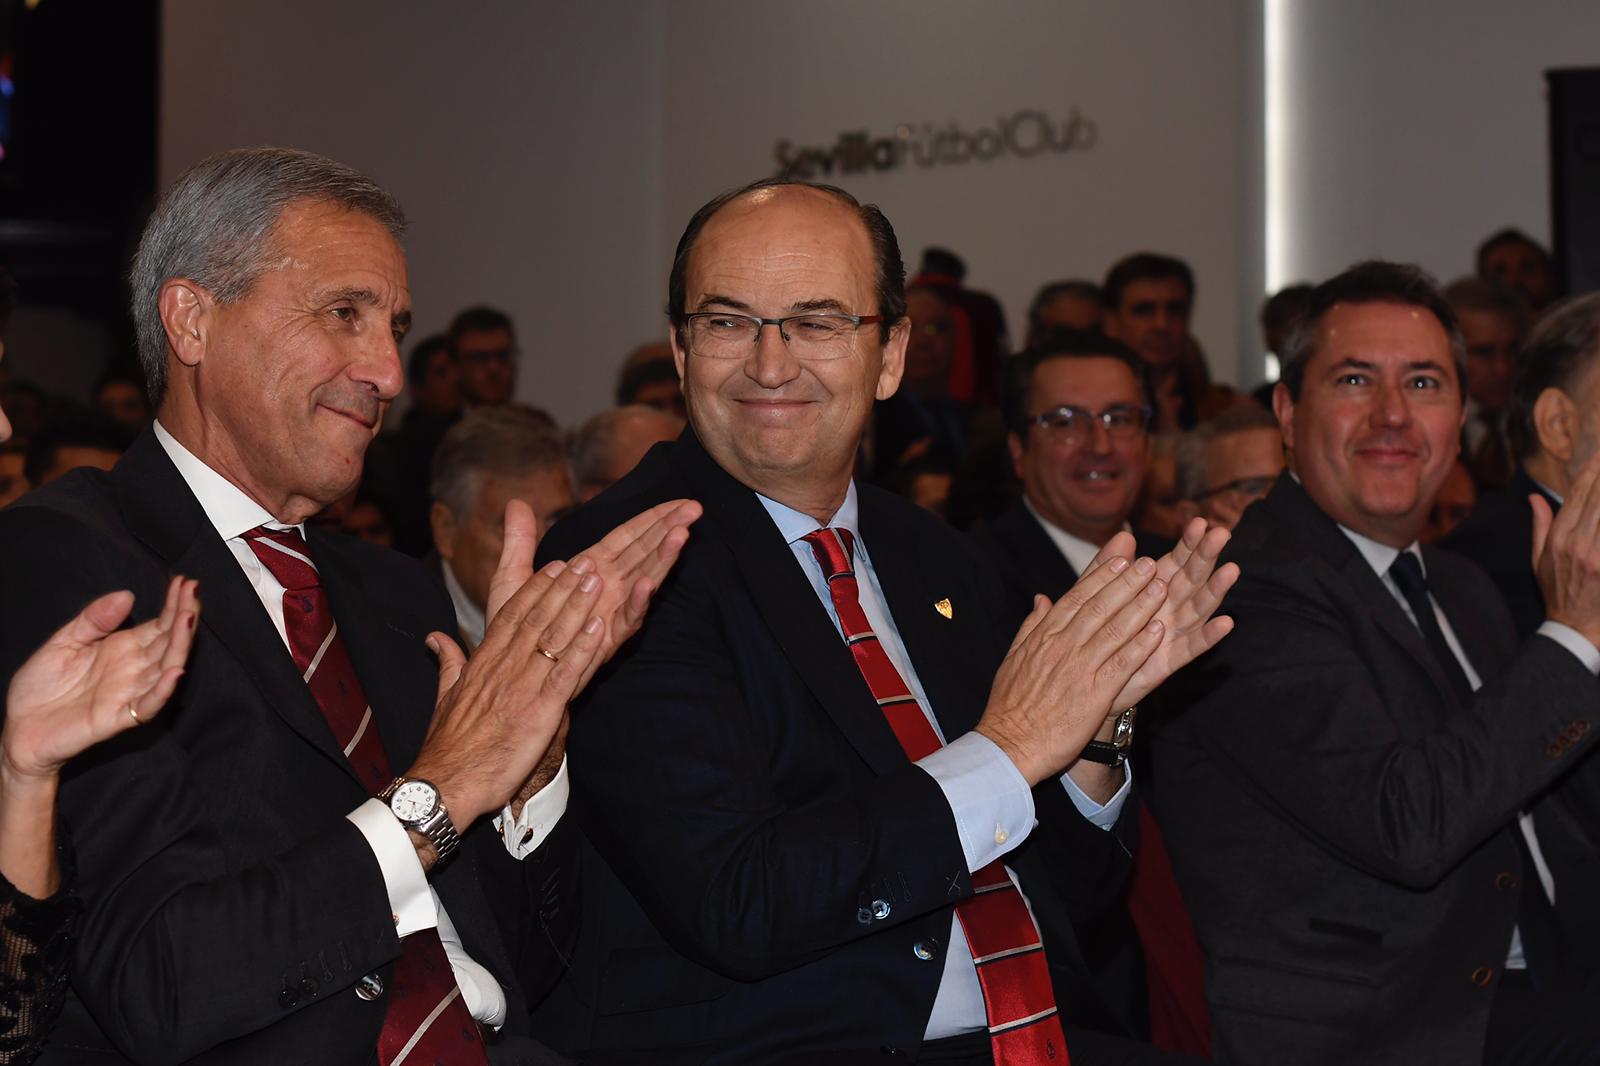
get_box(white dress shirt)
[154,421,568,1025]
[1336,524,1597,971]
[441,558,486,650]
[1023,495,1130,578]
[758,484,1130,1040]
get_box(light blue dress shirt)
[757,483,1131,1039]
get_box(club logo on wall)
[774,108,1097,180]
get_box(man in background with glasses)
[1171,402,1284,533]
[532,178,1234,1063]
[449,305,519,409]
[975,332,1170,625]
[974,331,1214,1057]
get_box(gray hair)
[129,146,407,405]
[431,406,567,517]
[1509,293,1600,461]
[1175,403,1281,500]
[569,404,684,491]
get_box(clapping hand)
[1097,517,1237,710]
[2,576,199,780]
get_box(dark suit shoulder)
[1441,487,1531,569]
[539,439,685,566]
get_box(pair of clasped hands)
[401,500,1238,842]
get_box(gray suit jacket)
[1150,473,1599,1065]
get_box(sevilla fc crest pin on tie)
[934,597,953,620]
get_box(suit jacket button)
[356,973,385,1001]
[1470,965,1495,988]
[1494,871,1517,892]
[277,985,299,1009]
[1546,742,1564,758]
[857,907,873,925]
[298,976,319,997]
[871,899,892,921]
[913,939,939,961]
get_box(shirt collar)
[756,481,859,546]
[1337,522,1422,581]
[1023,495,1123,577]
[153,420,297,540]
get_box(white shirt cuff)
[492,756,571,860]
[917,732,1035,872]
[346,798,437,938]
[1060,761,1133,829]
[1537,621,1600,675]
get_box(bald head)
[572,404,684,501]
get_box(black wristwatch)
[1079,706,1137,768]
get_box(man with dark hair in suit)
[0,146,698,1065]
[1153,261,1600,1065]
[533,178,1236,1064]
[974,331,1168,621]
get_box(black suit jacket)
[530,431,1136,1063]
[1150,473,1600,1065]
[970,502,1172,623]
[1441,466,1600,979]
[0,431,574,1065]
[1441,466,1553,641]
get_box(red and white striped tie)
[803,527,1069,1065]
[243,526,488,1066]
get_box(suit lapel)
[861,490,977,740]
[1008,504,1080,594]
[1263,475,1469,708]
[675,435,910,776]
[113,432,359,784]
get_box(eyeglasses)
[1192,474,1276,503]
[459,347,518,367]
[681,312,885,360]
[1027,404,1152,443]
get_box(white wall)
[161,0,665,425]
[660,0,1248,383]
[151,0,1600,422]
[1271,0,1600,293]
[160,0,1253,420]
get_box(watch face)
[390,780,438,823]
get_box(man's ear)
[430,501,458,560]
[158,279,213,369]
[1533,387,1576,464]
[668,326,688,382]
[875,317,910,401]
[1006,430,1026,481]
[1271,381,1296,454]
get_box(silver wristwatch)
[379,777,461,863]
[1079,705,1137,768]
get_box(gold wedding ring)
[128,703,142,725]
[537,647,561,664]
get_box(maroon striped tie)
[802,528,1069,1065]
[243,526,488,1066]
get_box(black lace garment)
[0,840,80,1066]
